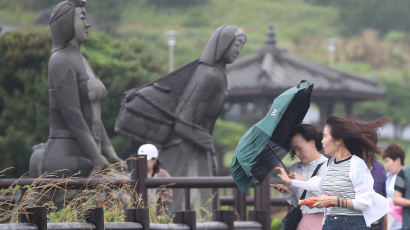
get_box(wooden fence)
[0,156,289,230]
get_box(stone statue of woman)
[161,25,247,213]
[115,24,246,213]
[29,0,126,177]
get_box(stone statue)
[29,0,126,178]
[115,25,246,213]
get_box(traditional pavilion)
[224,25,385,126]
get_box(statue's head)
[50,0,89,53]
[200,25,247,65]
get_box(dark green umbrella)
[231,80,313,192]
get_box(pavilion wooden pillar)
[318,100,334,128]
[344,100,353,118]
[253,96,272,119]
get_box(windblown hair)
[290,124,323,159]
[383,142,405,166]
[326,115,390,166]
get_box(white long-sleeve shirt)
[291,155,390,227]
[282,154,328,214]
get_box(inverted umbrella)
[231,80,313,192]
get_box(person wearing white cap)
[137,144,172,216]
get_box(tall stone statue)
[115,25,246,212]
[29,0,126,178]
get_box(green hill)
[118,0,340,69]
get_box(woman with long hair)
[275,115,390,229]
[272,124,327,230]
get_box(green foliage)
[384,30,407,43]
[213,119,248,153]
[82,30,165,134]
[146,0,209,8]
[148,206,173,224]
[87,0,126,33]
[0,27,50,177]
[309,0,410,35]
[381,77,410,136]
[355,71,410,138]
[47,204,79,222]
[103,205,125,223]
[0,0,125,33]
[120,0,340,71]
[182,8,210,28]
[271,216,282,230]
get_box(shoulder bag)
[282,162,324,230]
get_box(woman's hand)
[289,172,307,181]
[271,183,290,193]
[274,167,292,185]
[311,195,337,208]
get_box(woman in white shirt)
[272,124,328,230]
[276,115,390,229]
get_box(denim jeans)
[323,215,369,230]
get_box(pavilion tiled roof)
[226,25,385,101]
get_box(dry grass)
[0,159,173,224]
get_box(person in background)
[275,115,390,229]
[138,144,173,216]
[272,124,327,230]
[369,159,387,230]
[383,143,404,230]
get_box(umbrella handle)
[267,143,291,175]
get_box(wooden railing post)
[85,207,104,230]
[254,184,261,210]
[249,210,270,230]
[136,208,150,230]
[233,188,246,220]
[18,206,47,230]
[131,155,147,208]
[260,176,271,211]
[212,188,219,210]
[213,210,234,230]
[174,211,196,230]
[184,188,191,210]
[252,176,271,229]
[124,208,150,230]
[124,208,136,222]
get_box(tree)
[355,74,410,139]
[0,28,50,177]
[213,119,248,175]
[308,0,410,35]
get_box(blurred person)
[276,115,390,229]
[138,144,172,216]
[369,159,387,230]
[362,131,387,230]
[383,142,404,230]
[272,124,327,230]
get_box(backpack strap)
[299,162,324,200]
